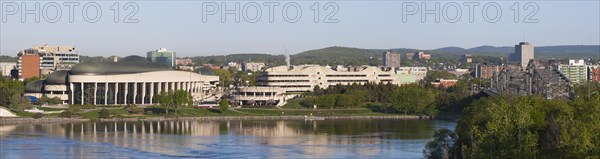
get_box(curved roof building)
[24,56,220,105]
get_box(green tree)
[423,128,458,159]
[154,90,193,115]
[219,99,229,113]
[317,94,337,108]
[335,94,356,108]
[214,69,232,87]
[389,84,437,116]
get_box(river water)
[0,119,456,158]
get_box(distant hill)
[188,45,599,66]
[291,46,381,66]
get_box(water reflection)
[1,119,456,158]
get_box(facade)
[511,42,535,69]
[231,87,286,106]
[491,62,573,100]
[406,52,431,61]
[383,51,402,68]
[24,56,219,105]
[590,66,600,83]
[396,67,427,82]
[475,65,504,79]
[147,48,176,67]
[16,45,79,80]
[432,79,458,88]
[176,58,193,66]
[461,54,472,64]
[242,62,266,72]
[0,62,16,77]
[558,59,589,83]
[256,65,398,94]
[17,53,41,80]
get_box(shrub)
[219,99,229,113]
[32,113,43,119]
[126,106,144,114]
[59,110,72,118]
[99,109,110,118]
[81,105,96,109]
[68,106,81,114]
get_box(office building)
[0,62,16,77]
[383,51,402,68]
[24,56,219,105]
[511,42,535,69]
[461,54,472,64]
[147,48,176,67]
[406,52,431,61]
[242,62,266,72]
[16,45,79,80]
[558,59,589,83]
[590,66,600,83]
[256,65,398,94]
[231,86,286,106]
[475,65,504,79]
[396,67,428,84]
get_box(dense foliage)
[300,83,440,116]
[0,76,30,111]
[154,90,193,115]
[424,93,600,159]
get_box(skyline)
[1,1,599,57]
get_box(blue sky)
[1,0,599,57]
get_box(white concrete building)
[0,62,16,76]
[256,65,398,94]
[231,86,287,106]
[24,56,219,105]
[242,62,266,72]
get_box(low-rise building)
[256,65,398,94]
[176,58,193,66]
[431,79,458,88]
[24,56,219,105]
[396,67,427,84]
[231,86,286,106]
[242,62,266,72]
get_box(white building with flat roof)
[0,62,16,77]
[256,65,398,94]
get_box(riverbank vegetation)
[423,83,600,159]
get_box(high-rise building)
[558,59,589,83]
[147,48,176,67]
[16,45,79,80]
[512,42,535,69]
[382,51,401,68]
[590,66,600,83]
[461,54,472,64]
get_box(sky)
[1,0,599,57]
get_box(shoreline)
[0,115,431,125]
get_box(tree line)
[423,82,600,159]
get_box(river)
[0,119,456,158]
